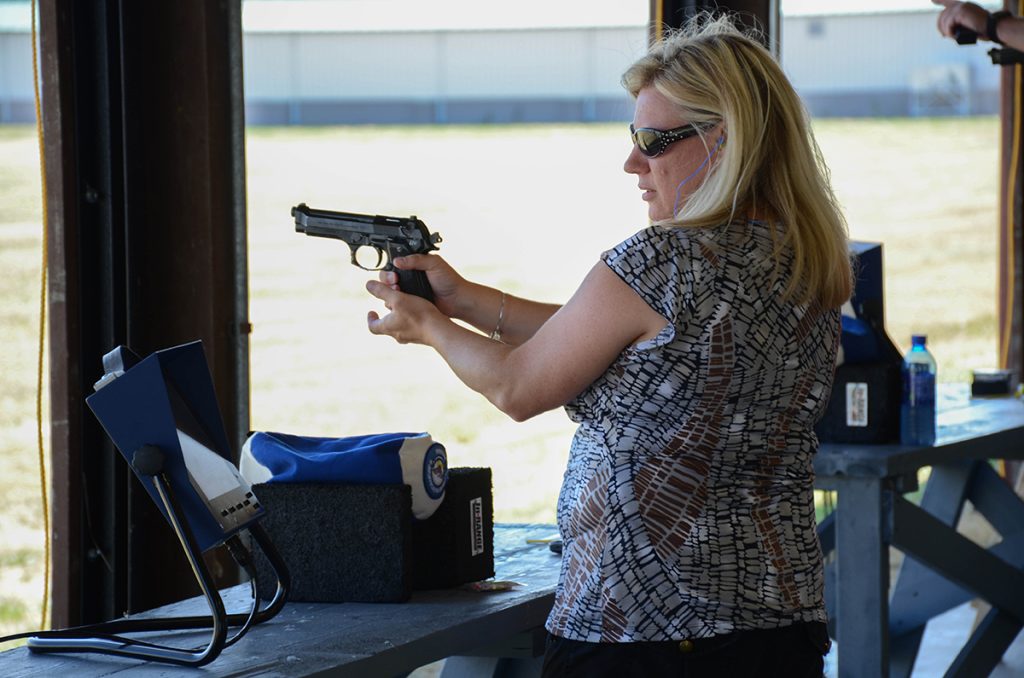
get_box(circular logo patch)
[423,442,448,500]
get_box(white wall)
[0,32,32,97]
[242,27,647,102]
[782,11,999,94]
[0,11,1006,123]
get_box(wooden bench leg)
[833,476,890,678]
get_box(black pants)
[541,621,830,678]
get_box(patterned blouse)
[546,220,839,643]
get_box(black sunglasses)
[629,123,702,157]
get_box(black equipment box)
[251,467,494,603]
[815,242,902,444]
[815,361,901,444]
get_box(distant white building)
[236,0,649,124]
[783,8,999,117]
[0,1,1005,124]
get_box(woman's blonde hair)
[622,14,852,309]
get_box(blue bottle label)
[903,364,935,406]
[901,361,936,446]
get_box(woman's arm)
[933,1,1024,50]
[387,254,561,346]
[367,261,668,421]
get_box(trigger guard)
[351,245,387,271]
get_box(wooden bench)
[0,523,561,677]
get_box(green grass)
[0,598,28,625]
[0,116,1003,636]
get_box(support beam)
[890,496,1024,621]
[1000,1,1024,380]
[649,0,778,54]
[834,477,890,678]
[42,0,249,627]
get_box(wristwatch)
[988,9,1012,45]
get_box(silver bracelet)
[489,291,506,342]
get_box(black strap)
[988,10,1012,46]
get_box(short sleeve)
[600,225,691,327]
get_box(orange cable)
[30,0,51,631]
[1003,3,1024,370]
[654,1,664,44]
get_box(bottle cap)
[911,334,927,346]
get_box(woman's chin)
[649,207,671,222]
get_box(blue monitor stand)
[20,342,290,667]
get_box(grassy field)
[0,116,1001,639]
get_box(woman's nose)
[623,144,647,175]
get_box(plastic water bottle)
[900,334,937,446]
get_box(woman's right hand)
[382,254,467,319]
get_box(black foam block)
[248,468,494,604]
[251,482,413,603]
[412,467,494,589]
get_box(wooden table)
[0,524,561,677]
[13,397,1024,677]
[816,395,1024,678]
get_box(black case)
[251,467,494,603]
[815,361,901,444]
[815,242,903,444]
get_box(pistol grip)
[397,268,435,303]
[955,27,978,45]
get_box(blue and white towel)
[240,431,448,519]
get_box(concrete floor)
[910,602,1024,678]
[823,600,1024,678]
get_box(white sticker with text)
[470,497,484,556]
[846,382,868,427]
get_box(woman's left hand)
[365,279,445,345]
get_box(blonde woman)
[366,14,850,676]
